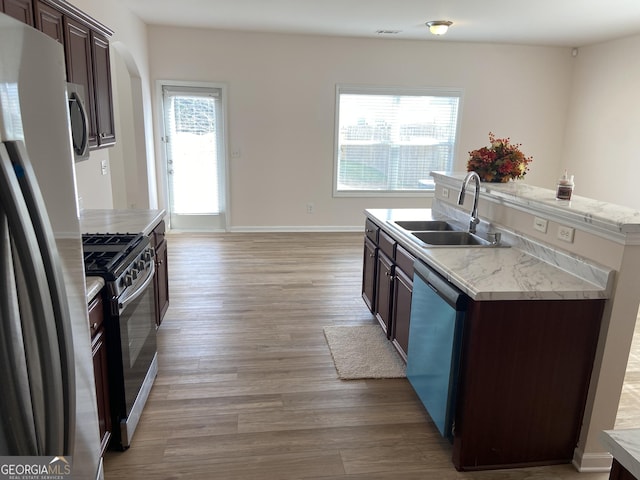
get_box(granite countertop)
[601,429,640,478]
[80,208,166,236]
[366,208,612,301]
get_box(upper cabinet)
[91,31,115,147]
[33,1,63,43]
[33,0,116,149]
[0,0,35,26]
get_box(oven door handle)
[118,262,156,314]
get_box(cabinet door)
[88,295,111,455]
[362,237,377,313]
[374,251,394,337]
[391,268,412,361]
[91,31,116,147]
[64,16,97,147]
[1,0,34,25]
[154,237,169,326]
[34,0,64,43]
[453,299,604,470]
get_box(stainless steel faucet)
[458,171,481,234]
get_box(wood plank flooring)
[103,232,624,480]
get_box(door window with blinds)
[334,86,462,195]
[162,84,227,230]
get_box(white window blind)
[334,86,462,195]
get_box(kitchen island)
[363,172,640,473]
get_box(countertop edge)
[79,208,166,236]
[601,429,640,478]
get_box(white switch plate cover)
[100,159,108,176]
[557,225,575,243]
[442,187,449,199]
[533,217,548,233]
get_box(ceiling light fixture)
[426,20,453,36]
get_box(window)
[334,85,462,196]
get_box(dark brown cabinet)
[34,0,63,43]
[0,0,34,25]
[88,293,111,455]
[152,221,169,326]
[362,237,377,312]
[362,219,379,312]
[362,219,414,359]
[64,15,96,141]
[374,251,394,336]
[452,298,604,470]
[91,30,115,147]
[610,459,637,480]
[34,0,116,149]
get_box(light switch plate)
[100,159,108,176]
[557,225,575,243]
[442,187,449,199]
[533,217,548,233]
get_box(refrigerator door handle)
[0,142,70,455]
[0,207,38,455]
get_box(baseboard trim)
[228,226,363,233]
[572,448,612,472]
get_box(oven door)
[114,262,157,448]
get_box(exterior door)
[161,84,227,230]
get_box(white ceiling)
[119,0,640,47]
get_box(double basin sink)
[390,220,506,248]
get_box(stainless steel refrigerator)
[0,12,102,480]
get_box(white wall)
[147,27,575,229]
[563,34,640,210]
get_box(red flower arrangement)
[467,132,533,183]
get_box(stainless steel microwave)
[66,82,90,161]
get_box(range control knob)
[137,260,145,270]
[131,268,139,280]
[124,274,133,286]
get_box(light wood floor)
[103,232,635,480]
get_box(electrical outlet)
[442,187,449,199]
[533,217,548,233]
[100,159,108,176]
[557,225,575,243]
[306,203,314,214]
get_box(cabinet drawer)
[88,294,104,339]
[395,244,415,276]
[378,229,396,259]
[365,218,379,243]
[152,220,166,248]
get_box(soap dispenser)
[556,170,574,200]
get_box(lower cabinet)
[374,251,394,336]
[452,298,605,470]
[609,459,638,480]
[391,267,413,361]
[361,219,414,358]
[89,293,111,455]
[152,220,169,326]
[362,237,377,312]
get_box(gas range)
[81,232,159,450]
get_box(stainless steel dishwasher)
[406,259,468,442]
